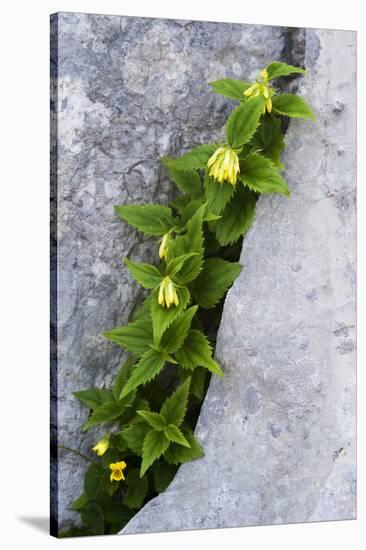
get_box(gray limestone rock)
[50,12,302,531]
[122,28,356,534]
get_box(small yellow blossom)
[109,460,127,482]
[159,232,172,259]
[207,146,240,186]
[158,276,179,308]
[243,68,274,114]
[92,435,110,457]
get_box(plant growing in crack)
[60,61,315,537]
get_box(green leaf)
[240,153,290,196]
[120,348,166,398]
[162,158,201,193]
[164,144,218,171]
[73,388,114,411]
[115,204,176,236]
[124,468,149,509]
[164,429,204,465]
[272,93,316,120]
[84,463,104,499]
[166,252,199,278]
[213,185,257,246]
[104,317,153,356]
[150,285,190,343]
[266,61,306,80]
[124,258,162,289]
[137,410,167,431]
[160,305,198,354]
[82,397,133,431]
[103,502,134,530]
[209,78,252,100]
[80,502,104,535]
[160,377,191,427]
[152,462,178,493]
[204,175,235,215]
[166,206,205,283]
[120,423,151,454]
[164,424,191,447]
[112,357,137,400]
[191,258,242,308]
[175,329,224,377]
[226,96,264,148]
[249,116,285,168]
[69,493,89,511]
[189,367,207,401]
[140,429,171,477]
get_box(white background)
[0,0,363,548]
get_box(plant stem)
[59,445,92,463]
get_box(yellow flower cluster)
[207,146,240,186]
[159,232,172,259]
[92,435,110,456]
[109,461,127,482]
[158,276,179,308]
[243,68,274,114]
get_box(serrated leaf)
[137,410,166,431]
[164,429,204,465]
[82,396,134,431]
[272,93,316,120]
[124,468,149,509]
[125,258,162,289]
[209,78,252,100]
[204,174,235,215]
[104,317,153,356]
[164,144,218,171]
[190,367,207,401]
[164,424,191,447]
[73,388,114,411]
[175,329,224,377]
[112,357,137,400]
[226,96,264,148]
[213,185,257,246]
[240,153,290,196]
[266,61,306,80]
[80,502,104,535]
[120,423,151,455]
[160,305,198,354]
[140,429,171,477]
[160,377,191,427]
[162,159,201,193]
[114,204,176,236]
[120,348,166,398]
[166,206,205,283]
[249,116,285,168]
[191,258,242,308]
[152,462,178,493]
[150,285,190,343]
[166,252,199,278]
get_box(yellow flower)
[243,68,274,114]
[158,276,179,308]
[207,146,240,186]
[92,435,110,457]
[109,460,127,482]
[159,232,172,259]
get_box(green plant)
[60,62,315,537]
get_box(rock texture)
[50,12,304,531]
[122,28,356,534]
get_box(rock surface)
[122,28,356,534]
[50,12,304,531]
